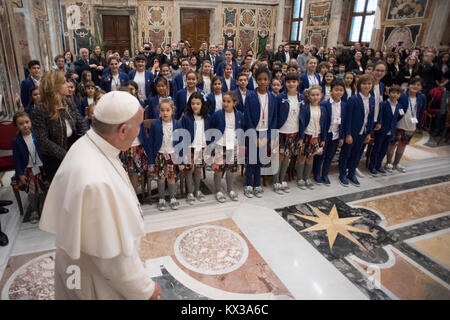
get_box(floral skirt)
[212,146,239,174]
[279,133,299,157]
[120,145,148,174]
[299,134,321,157]
[11,167,44,195]
[153,153,178,180]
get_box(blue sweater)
[344,93,375,136]
[12,133,43,178]
[147,118,184,165]
[299,104,329,143]
[276,92,306,130]
[321,99,347,140]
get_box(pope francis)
[39,91,161,300]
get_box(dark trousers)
[339,134,365,178]
[42,154,62,184]
[369,132,391,171]
[245,163,262,187]
[320,133,340,178]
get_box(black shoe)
[0,230,8,246]
[0,200,12,206]
[0,207,9,214]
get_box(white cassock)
[39,129,155,300]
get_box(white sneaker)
[394,164,406,173]
[273,183,284,195]
[281,181,290,193]
[157,199,167,211]
[186,193,195,205]
[355,168,365,178]
[244,186,254,198]
[297,180,306,190]
[195,190,206,202]
[305,179,314,190]
[228,190,239,201]
[216,192,227,203]
[385,163,393,173]
[169,197,180,210]
[253,186,264,198]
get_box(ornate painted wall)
[138,1,174,49]
[303,0,332,48]
[221,4,277,56]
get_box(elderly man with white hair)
[74,47,98,79]
[40,91,162,300]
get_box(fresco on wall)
[148,6,166,26]
[257,8,271,29]
[239,30,255,53]
[223,28,236,48]
[307,1,331,27]
[224,7,237,27]
[383,24,421,49]
[239,9,256,28]
[149,29,166,49]
[73,28,92,52]
[386,0,428,20]
[306,28,328,48]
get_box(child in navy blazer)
[181,92,211,204]
[80,81,96,118]
[235,73,253,113]
[207,76,224,115]
[321,71,335,102]
[314,79,347,185]
[11,112,45,224]
[299,57,321,94]
[128,54,154,101]
[273,72,305,194]
[174,71,204,120]
[369,85,403,176]
[146,76,172,119]
[385,77,427,173]
[338,74,375,187]
[20,60,41,108]
[24,87,40,116]
[244,67,277,198]
[297,86,328,189]
[209,92,245,203]
[342,72,356,103]
[222,63,237,92]
[148,99,185,211]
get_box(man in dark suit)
[206,44,224,74]
[161,44,173,65]
[20,60,41,108]
[74,48,98,79]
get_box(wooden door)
[180,10,210,51]
[102,15,130,54]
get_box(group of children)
[13,56,427,216]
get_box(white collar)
[87,129,121,160]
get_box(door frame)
[93,7,137,55]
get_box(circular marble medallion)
[174,225,249,275]
[1,252,55,300]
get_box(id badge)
[411,117,418,124]
[32,166,40,175]
[399,109,404,115]
[334,117,341,125]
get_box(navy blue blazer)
[147,118,183,165]
[173,73,185,94]
[137,122,151,157]
[221,77,237,92]
[100,71,130,92]
[215,61,240,79]
[398,91,427,127]
[247,76,256,91]
[244,90,277,136]
[12,133,42,178]
[342,87,356,103]
[144,95,163,119]
[207,92,223,115]
[299,104,329,143]
[174,88,205,120]
[299,72,322,93]
[128,70,154,99]
[209,109,245,145]
[370,82,385,99]
[321,99,347,140]
[234,89,254,113]
[376,100,403,136]
[181,113,211,144]
[276,92,306,130]
[20,78,36,108]
[344,93,375,136]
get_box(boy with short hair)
[20,60,41,108]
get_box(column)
[274,0,285,47]
[424,0,449,48]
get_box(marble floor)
[1,131,449,300]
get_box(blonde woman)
[31,70,86,182]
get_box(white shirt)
[345,87,352,99]
[280,95,300,134]
[359,93,370,135]
[111,74,120,91]
[216,111,236,149]
[192,115,206,150]
[159,122,174,154]
[202,76,211,94]
[305,105,321,138]
[307,73,318,86]
[65,119,73,137]
[328,99,342,140]
[373,83,382,122]
[182,74,187,88]
[134,71,146,101]
[215,94,223,111]
[324,86,331,101]
[87,97,94,106]
[224,77,231,91]
[23,134,43,169]
[397,96,417,132]
[239,89,247,105]
[256,92,269,131]
[186,88,196,102]
[31,76,40,87]
[285,52,290,62]
[131,136,141,147]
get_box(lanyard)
[87,133,143,219]
[408,96,417,118]
[257,93,268,123]
[27,134,39,166]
